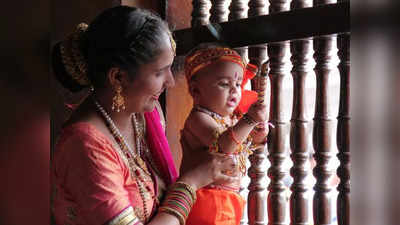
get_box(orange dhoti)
[186,188,246,225]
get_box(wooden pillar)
[247,62,269,225]
[336,14,350,225]
[312,0,336,224]
[191,0,210,27]
[289,0,311,224]
[228,0,248,59]
[267,0,289,225]
[210,0,229,23]
[248,0,267,68]
[246,2,268,225]
[246,1,268,224]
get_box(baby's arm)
[218,102,268,153]
[186,103,268,154]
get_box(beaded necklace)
[193,105,251,175]
[92,98,153,222]
[193,105,232,128]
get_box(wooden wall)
[165,0,196,169]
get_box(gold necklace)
[194,105,250,175]
[193,105,232,128]
[93,98,153,222]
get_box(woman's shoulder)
[55,122,115,158]
[59,122,107,143]
[53,122,123,175]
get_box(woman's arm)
[146,152,239,225]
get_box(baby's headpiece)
[184,47,245,81]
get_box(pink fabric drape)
[144,109,178,185]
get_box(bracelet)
[242,114,258,126]
[229,127,241,145]
[159,182,197,225]
[173,182,197,202]
[208,129,221,154]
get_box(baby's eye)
[236,82,241,87]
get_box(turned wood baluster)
[228,0,248,58]
[248,0,267,68]
[267,1,289,225]
[210,0,229,23]
[289,1,311,225]
[312,1,336,225]
[336,22,350,225]
[247,1,268,225]
[191,0,210,27]
[247,62,269,225]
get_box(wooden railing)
[173,1,350,225]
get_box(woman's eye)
[219,82,229,87]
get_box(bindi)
[234,72,238,80]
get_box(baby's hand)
[250,122,269,144]
[246,102,268,124]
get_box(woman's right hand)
[178,152,240,190]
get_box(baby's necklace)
[193,105,232,128]
[92,98,153,221]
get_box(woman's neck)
[91,92,136,137]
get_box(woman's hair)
[52,6,174,92]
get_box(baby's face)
[193,60,244,116]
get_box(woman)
[51,6,237,225]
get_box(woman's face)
[124,34,175,112]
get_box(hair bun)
[52,23,91,92]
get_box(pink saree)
[51,108,177,225]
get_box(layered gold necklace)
[93,98,154,222]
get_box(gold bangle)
[173,181,197,202]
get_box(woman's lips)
[151,94,160,100]
[151,90,164,100]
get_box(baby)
[180,44,269,225]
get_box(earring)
[112,85,126,112]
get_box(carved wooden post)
[336,14,350,225]
[267,1,289,225]
[228,0,248,58]
[312,1,336,225]
[289,1,311,225]
[210,0,229,23]
[246,3,268,225]
[248,0,267,68]
[191,0,210,27]
[247,62,269,225]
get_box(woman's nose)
[165,69,175,88]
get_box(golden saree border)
[106,206,141,225]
